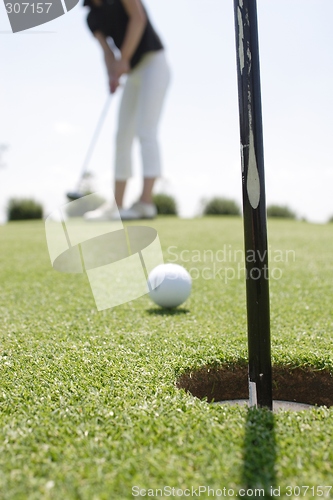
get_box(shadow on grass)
[242,408,277,499]
[146,307,190,316]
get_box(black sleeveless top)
[84,0,164,69]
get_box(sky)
[1,0,333,223]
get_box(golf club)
[66,95,112,201]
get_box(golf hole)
[176,364,333,409]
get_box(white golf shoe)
[84,202,120,221]
[119,201,157,220]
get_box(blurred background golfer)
[83,0,170,220]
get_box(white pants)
[115,50,171,180]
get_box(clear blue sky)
[1,0,333,222]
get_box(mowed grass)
[0,217,333,499]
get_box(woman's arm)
[93,31,119,93]
[93,0,147,93]
[120,0,147,64]
[109,0,147,87]
[94,30,116,70]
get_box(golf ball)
[147,263,192,308]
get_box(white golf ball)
[148,263,192,308]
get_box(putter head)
[66,191,85,201]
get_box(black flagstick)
[233,0,273,409]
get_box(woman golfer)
[84,0,170,220]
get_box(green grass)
[0,217,333,499]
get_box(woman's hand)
[93,31,128,94]
[107,58,130,93]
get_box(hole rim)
[176,363,333,407]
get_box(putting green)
[0,217,332,498]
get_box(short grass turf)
[0,217,333,499]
